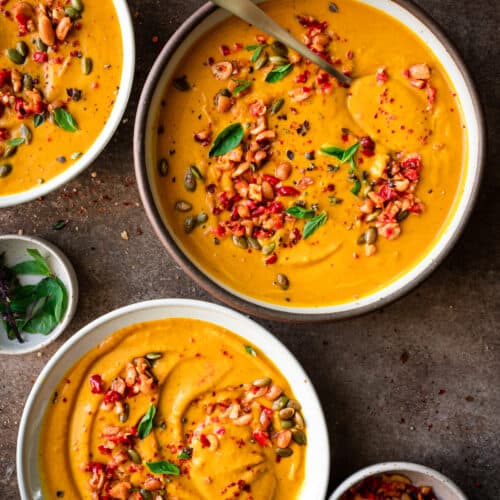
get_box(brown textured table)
[1,0,499,498]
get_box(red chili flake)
[252,430,269,447]
[0,128,10,141]
[268,201,283,214]
[85,462,105,473]
[103,389,122,404]
[275,186,300,196]
[402,69,410,79]
[316,72,329,85]
[97,445,112,455]
[265,254,277,265]
[0,69,11,86]
[200,434,210,448]
[219,44,230,56]
[233,42,243,51]
[346,50,354,60]
[378,183,397,201]
[33,51,49,63]
[294,70,310,83]
[262,174,280,186]
[376,67,388,83]
[89,374,105,394]
[152,35,159,43]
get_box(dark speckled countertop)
[0,0,499,498]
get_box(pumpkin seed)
[3,145,17,159]
[262,242,275,255]
[397,210,409,222]
[279,407,295,420]
[189,164,204,181]
[175,200,192,212]
[119,403,129,423]
[173,75,191,91]
[254,51,268,70]
[357,226,377,245]
[145,352,162,361]
[20,124,32,144]
[276,447,293,457]
[82,57,93,75]
[196,212,208,224]
[286,399,301,411]
[139,489,153,500]
[272,395,289,411]
[276,273,289,291]
[22,73,33,90]
[269,55,289,66]
[291,428,307,445]
[294,411,305,429]
[184,215,196,233]
[253,377,271,388]
[270,98,284,115]
[16,41,28,57]
[184,169,196,192]
[0,164,12,178]
[36,38,48,52]
[271,41,288,57]
[127,448,142,464]
[65,6,80,19]
[214,88,231,106]
[247,237,261,250]
[158,157,168,176]
[7,48,25,65]
[365,209,380,222]
[71,0,84,11]
[280,419,294,429]
[232,234,248,249]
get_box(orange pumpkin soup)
[154,0,466,307]
[40,318,307,499]
[0,0,123,195]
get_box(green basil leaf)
[209,123,244,157]
[22,312,58,334]
[303,211,328,239]
[12,249,51,276]
[246,44,264,51]
[24,296,48,323]
[53,108,78,132]
[232,79,252,96]
[285,206,315,219]
[138,404,156,439]
[320,142,359,164]
[265,63,294,83]
[34,113,45,128]
[7,137,24,147]
[146,460,180,476]
[52,219,68,230]
[9,285,37,314]
[350,178,361,196]
[71,151,82,160]
[250,44,267,63]
[244,345,256,356]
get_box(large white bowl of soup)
[17,299,329,499]
[0,0,135,207]
[134,0,484,321]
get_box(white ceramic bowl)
[330,462,468,500]
[134,0,484,322]
[0,234,78,355]
[17,298,330,499]
[0,0,135,208]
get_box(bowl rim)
[16,298,330,499]
[329,461,468,500]
[0,0,136,208]
[0,234,78,355]
[133,0,485,323]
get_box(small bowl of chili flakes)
[330,462,468,500]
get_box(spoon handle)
[212,0,352,85]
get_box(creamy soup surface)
[155,0,466,308]
[40,318,307,499]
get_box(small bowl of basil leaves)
[0,235,78,355]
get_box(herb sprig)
[0,249,68,342]
[209,123,244,157]
[320,142,359,169]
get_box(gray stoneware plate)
[134,0,484,322]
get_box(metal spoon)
[211,0,352,86]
